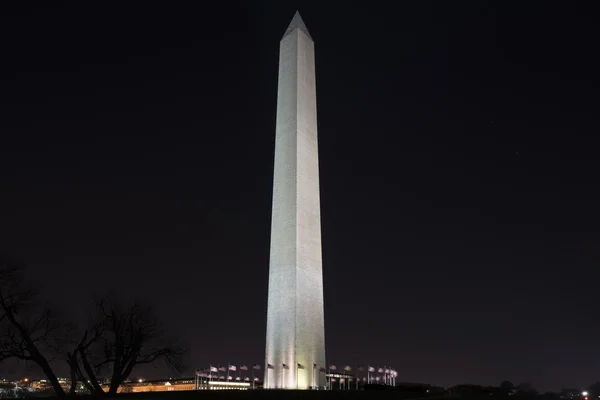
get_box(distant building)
[24,377,71,393]
[0,381,15,391]
[102,377,252,392]
[326,372,356,390]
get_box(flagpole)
[252,367,255,390]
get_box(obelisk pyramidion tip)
[282,11,312,41]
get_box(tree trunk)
[3,306,66,397]
[68,351,96,394]
[67,353,77,395]
[79,349,105,394]
[108,359,123,395]
[36,355,66,397]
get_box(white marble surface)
[264,13,326,390]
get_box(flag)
[282,363,289,370]
[340,378,345,383]
[375,377,380,381]
[378,368,383,373]
[219,376,225,380]
[362,377,367,382]
[235,377,240,381]
[210,366,218,372]
[385,369,390,374]
[228,376,233,381]
[267,364,274,369]
[344,365,352,371]
[253,364,261,370]
[254,377,260,381]
[240,365,248,371]
[195,370,202,377]
[228,364,237,371]
[297,363,304,370]
[368,366,375,372]
[331,378,337,382]
[219,366,226,372]
[244,377,250,382]
[329,365,337,370]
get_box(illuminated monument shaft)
[264,12,326,390]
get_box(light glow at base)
[208,381,250,387]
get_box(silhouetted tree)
[501,381,515,394]
[0,257,68,397]
[2,256,186,397]
[69,296,186,395]
[66,317,105,395]
[587,382,600,398]
[516,382,538,396]
[538,392,561,400]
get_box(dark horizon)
[1,1,599,393]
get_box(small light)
[583,392,589,396]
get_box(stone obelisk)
[264,12,326,390]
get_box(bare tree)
[1,256,186,397]
[66,321,105,395]
[69,296,186,395]
[0,257,68,397]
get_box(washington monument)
[264,12,326,390]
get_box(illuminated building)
[102,378,251,392]
[26,377,71,392]
[264,11,326,390]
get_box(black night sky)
[1,1,599,392]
